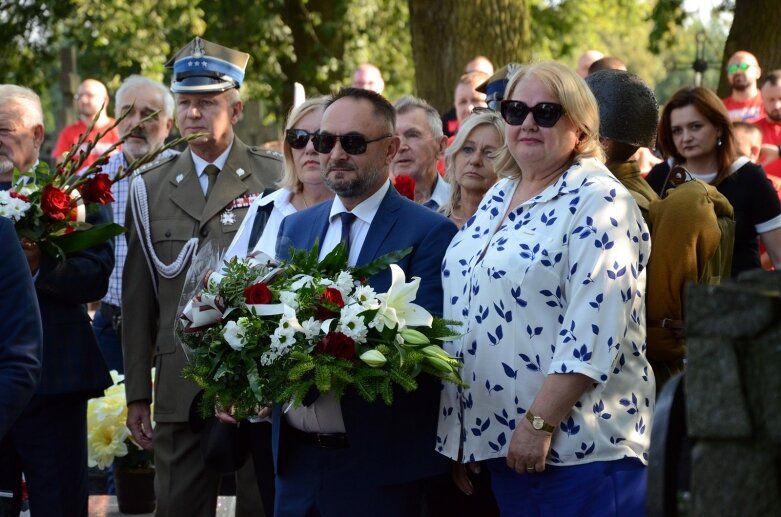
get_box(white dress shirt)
[191,143,233,195]
[285,180,391,433]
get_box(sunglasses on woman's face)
[285,129,316,150]
[499,100,565,128]
[727,62,751,74]
[312,133,392,155]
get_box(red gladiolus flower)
[393,175,415,201]
[40,185,72,221]
[314,287,345,320]
[244,283,273,304]
[316,331,356,360]
[9,191,30,202]
[80,173,114,204]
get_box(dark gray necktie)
[204,164,220,198]
[339,212,357,252]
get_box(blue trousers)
[487,457,646,516]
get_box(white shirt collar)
[192,142,233,178]
[328,179,391,224]
[428,174,451,208]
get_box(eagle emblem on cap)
[192,37,205,58]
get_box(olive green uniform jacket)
[122,137,282,422]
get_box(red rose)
[316,331,356,360]
[314,287,345,320]
[244,283,273,304]
[40,185,72,221]
[80,173,114,204]
[392,175,415,201]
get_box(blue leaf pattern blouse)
[437,157,655,466]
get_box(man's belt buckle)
[315,432,348,449]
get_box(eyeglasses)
[499,101,565,128]
[285,129,316,150]
[727,63,751,74]
[312,133,392,155]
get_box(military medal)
[220,208,236,226]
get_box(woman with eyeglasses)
[645,86,781,276]
[436,62,653,515]
[440,110,504,228]
[224,96,333,260]
[217,96,332,514]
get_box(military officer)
[122,37,282,516]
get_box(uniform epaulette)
[249,146,283,161]
[133,152,178,178]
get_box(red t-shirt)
[756,117,781,178]
[51,118,120,170]
[722,93,765,123]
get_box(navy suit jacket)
[0,218,42,438]
[34,205,114,397]
[273,185,458,485]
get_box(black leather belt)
[287,426,349,449]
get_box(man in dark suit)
[0,85,114,516]
[273,87,458,516]
[122,38,281,516]
[0,217,42,440]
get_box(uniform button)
[200,227,209,237]
[165,230,172,237]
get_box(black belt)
[287,426,349,449]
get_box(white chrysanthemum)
[338,303,369,342]
[0,192,31,222]
[300,317,322,339]
[352,285,380,310]
[278,290,299,310]
[334,271,355,297]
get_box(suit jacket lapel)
[200,138,254,228]
[169,150,205,221]
[357,187,402,266]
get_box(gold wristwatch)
[525,411,555,433]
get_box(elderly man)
[391,95,449,208]
[722,50,765,122]
[273,87,457,516]
[0,85,113,516]
[122,37,282,516]
[576,49,604,78]
[52,78,120,168]
[351,63,385,94]
[93,75,177,374]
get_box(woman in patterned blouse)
[436,61,655,515]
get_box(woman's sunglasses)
[499,101,565,128]
[285,129,316,150]
[312,133,392,155]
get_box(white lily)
[374,264,433,331]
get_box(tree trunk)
[717,0,781,97]
[408,0,531,114]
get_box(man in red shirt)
[756,71,781,177]
[722,51,765,122]
[51,78,120,169]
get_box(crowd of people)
[1,35,780,517]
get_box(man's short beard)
[0,156,14,177]
[768,111,781,123]
[122,139,151,161]
[323,164,384,199]
[732,83,749,92]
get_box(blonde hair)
[492,61,604,180]
[440,110,505,216]
[279,96,331,191]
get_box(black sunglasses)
[499,100,565,128]
[312,133,392,155]
[285,129,316,150]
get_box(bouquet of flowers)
[87,370,154,470]
[1,107,195,259]
[179,245,464,421]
